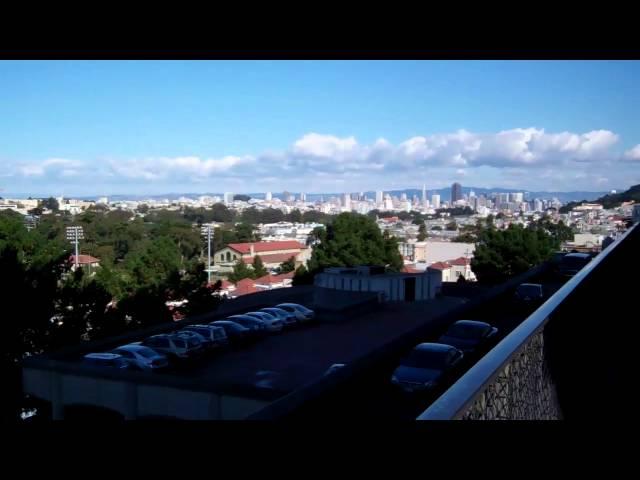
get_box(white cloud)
[624,144,640,161]
[6,128,638,193]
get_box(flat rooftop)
[27,292,466,403]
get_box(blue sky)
[1,60,639,196]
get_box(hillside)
[559,184,640,213]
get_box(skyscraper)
[431,194,441,209]
[265,191,272,201]
[451,183,462,203]
[376,191,384,206]
[343,193,351,210]
[422,184,427,203]
[224,192,234,204]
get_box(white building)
[343,193,351,211]
[376,191,384,206]
[224,192,234,204]
[265,192,272,201]
[431,194,441,209]
[384,194,393,211]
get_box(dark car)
[514,283,545,307]
[83,353,130,370]
[182,325,229,348]
[209,320,252,344]
[437,320,499,355]
[558,252,591,277]
[391,343,464,393]
[226,315,268,335]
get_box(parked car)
[260,307,298,327]
[437,320,499,355]
[110,344,169,371]
[558,252,592,277]
[139,333,204,360]
[324,363,346,376]
[83,353,130,370]
[244,312,284,333]
[391,343,464,393]
[182,324,229,348]
[175,330,215,352]
[514,283,545,306]
[276,303,315,322]
[209,320,252,344]
[226,315,268,334]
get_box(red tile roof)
[275,271,295,280]
[253,274,279,285]
[402,265,422,273]
[447,257,471,266]
[233,278,258,296]
[242,252,299,265]
[381,216,399,223]
[429,261,451,270]
[69,254,100,265]
[227,241,302,254]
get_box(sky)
[1,60,640,197]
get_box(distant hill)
[560,184,640,212]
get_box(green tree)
[472,224,557,284]
[279,256,296,273]
[252,255,268,278]
[227,258,254,283]
[292,264,314,286]
[287,209,303,223]
[41,197,59,212]
[446,221,458,231]
[234,223,260,242]
[417,223,428,241]
[306,212,403,277]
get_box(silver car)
[111,344,169,371]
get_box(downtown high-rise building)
[224,192,234,204]
[451,182,462,203]
[265,191,272,201]
[343,193,351,210]
[376,191,384,206]
[300,192,306,202]
[431,194,441,209]
[422,184,427,203]
[384,194,393,211]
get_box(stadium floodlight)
[65,226,84,267]
[200,224,214,284]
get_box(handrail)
[417,222,637,420]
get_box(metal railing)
[417,222,637,420]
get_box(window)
[115,350,133,358]
[226,252,231,262]
[220,254,224,261]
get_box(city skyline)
[2,61,640,195]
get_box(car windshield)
[278,305,294,312]
[517,285,542,297]
[191,328,209,337]
[401,348,450,369]
[174,339,188,349]
[136,348,158,358]
[446,323,489,339]
[562,256,590,269]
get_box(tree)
[41,197,59,212]
[252,255,268,278]
[446,221,458,231]
[234,223,260,242]
[306,212,403,277]
[292,264,314,285]
[227,258,254,283]
[287,209,303,223]
[137,203,150,214]
[431,225,443,231]
[417,223,428,241]
[472,224,557,284]
[279,256,296,273]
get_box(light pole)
[201,224,214,285]
[65,226,84,268]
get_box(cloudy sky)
[1,60,639,196]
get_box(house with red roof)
[68,254,100,273]
[231,278,258,298]
[427,261,453,282]
[253,271,295,290]
[445,256,476,282]
[214,240,307,273]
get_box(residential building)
[214,240,307,273]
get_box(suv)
[83,353,130,370]
[514,283,544,306]
[182,325,229,348]
[140,333,204,360]
[558,252,592,277]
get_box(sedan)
[209,320,252,344]
[226,315,268,335]
[110,344,169,371]
[391,343,464,393]
[260,307,297,327]
[514,283,544,306]
[276,303,315,322]
[244,312,284,333]
[437,320,498,355]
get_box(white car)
[260,307,298,327]
[244,312,284,333]
[276,303,315,322]
[111,344,169,371]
